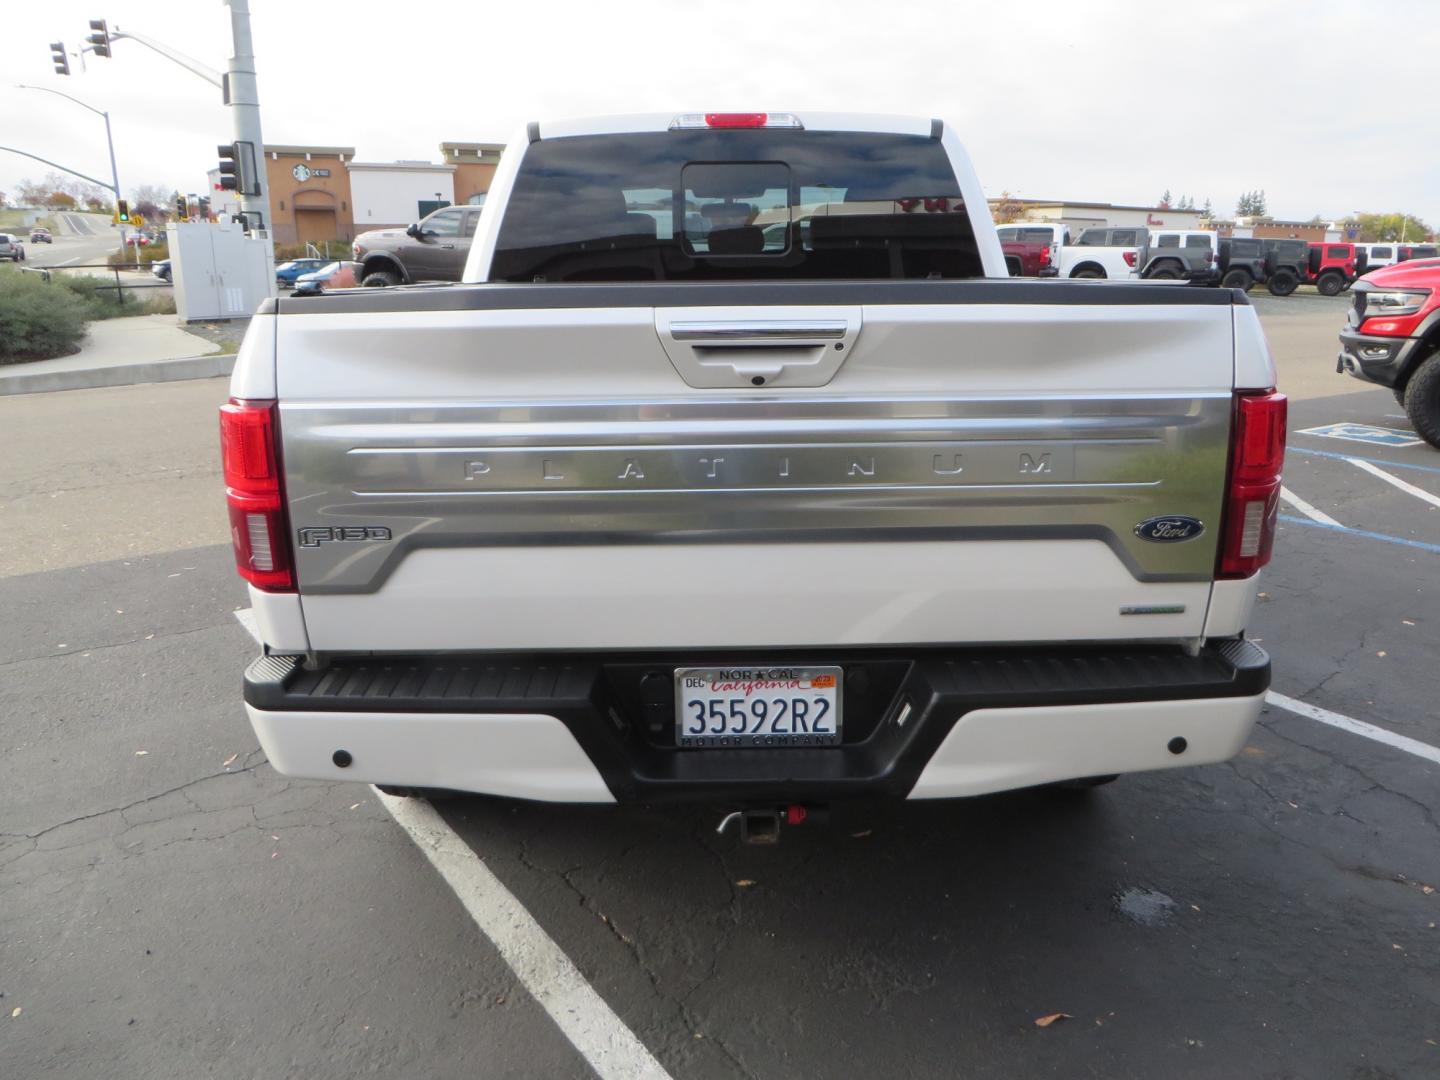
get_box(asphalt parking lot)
[2,290,1437,1079]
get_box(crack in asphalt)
[0,618,242,669]
[1257,717,1440,835]
[511,824,759,1079]
[6,747,271,845]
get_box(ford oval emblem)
[1134,516,1205,542]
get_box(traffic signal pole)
[222,0,270,235]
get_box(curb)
[0,353,235,396]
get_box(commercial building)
[221,141,505,245]
[990,197,1206,232]
[349,161,457,232]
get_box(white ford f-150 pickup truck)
[225,112,1283,826]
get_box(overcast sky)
[3,0,1437,225]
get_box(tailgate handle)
[669,320,847,342]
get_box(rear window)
[1184,235,1211,249]
[490,130,981,282]
[1156,234,1180,248]
[1372,246,1392,258]
[1109,229,1142,246]
[1016,227,1055,242]
[1327,245,1349,259]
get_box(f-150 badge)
[298,526,392,548]
[1133,516,1205,542]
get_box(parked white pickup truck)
[225,112,1283,829]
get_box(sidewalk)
[0,314,233,396]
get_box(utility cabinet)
[167,221,275,321]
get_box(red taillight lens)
[1123,250,1138,267]
[1039,247,1051,266]
[705,112,768,128]
[219,399,294,591]
[1218,390,1287,579]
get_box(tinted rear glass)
[1327,245,1349,258]
[1372,246,1392,258]
[1110,229,1142,246]
[490,130,981,282]
[1184,235,1211,249]
[1016,227,1055,242]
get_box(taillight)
[1218,390,1287,579]
[1039,247,1051,267]
[669,112,804,130]
[219,399,294,591]
[1123,250,1138,267]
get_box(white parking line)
[1348,457,1440,510]
[1265,691,1440,767]
[1279,486,1342,527]
[231,608,672,1079]
[375,792,673,1080]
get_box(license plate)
[674,666,842,749]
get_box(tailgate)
[273,281,1239,652]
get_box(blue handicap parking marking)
[1297,423,1423,448]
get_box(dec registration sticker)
[675,666,843,749]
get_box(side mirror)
[406,222,422,238]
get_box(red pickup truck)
[1337,257,1440,447]
[997,223,1065,277]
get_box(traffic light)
[117,199,130,224]
[198,196,211,219]
[217,143,238,191]
[87,20,111,58]
[51,42,70,76]
[175,195,188,219]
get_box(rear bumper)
[1337,328,1418,387]
[243,640,1270,803]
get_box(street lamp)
[14,82,126,264]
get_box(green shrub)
[55,273,133,319]
[0,269,89,362]
[106,241,169,270]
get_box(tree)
[1178,195,1194,210]
[1158,189,1173,209]
[1349,212,1433,242]
[16,178,49,206]
[0,190,7,208]
[133,200,162,222]
[45,191,77,209]
[991,190,1025,224]
[1236,189,1269,217]
[130,184,173,211]
[85,194,109,213]
[1202,197,1213,219]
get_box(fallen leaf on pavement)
[1034,1013,1070,1028]
[1377,651,1387,658]
[10,1007,20,1018]
[851,830,873,838]
[222,754,238,768]
[1402,620,1416,626]
[1422,885,1435,895]
[134,750,148,756]
[349,803,361,810]
[735,879,756,887]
